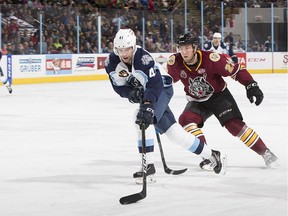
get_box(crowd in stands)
[0,0,286,55]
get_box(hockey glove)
[128,88,143,103]
[246,81,264,106]
[135,103,155,129]
[231,56,238,63]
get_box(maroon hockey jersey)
[167,50,254,102]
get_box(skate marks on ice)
[0,75,287,216]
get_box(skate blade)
[219,154,227,175]
[134,175,156,184]
[267,161,280,169]
[201,164,214,171]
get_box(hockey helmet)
[213,32,222,39]
[113,28,136,55]
[177,32,198,46]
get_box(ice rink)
[0,74,287,216]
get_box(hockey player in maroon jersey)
[167,32,278,169]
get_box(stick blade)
[165,167,188,175]
[119,192,146,205]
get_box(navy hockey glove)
[246,81,264,106]
[135,103,155,129]
[128,88,143,103]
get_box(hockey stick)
[155,130,188,175]
[119,123,147,205]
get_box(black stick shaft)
[155,130,187,175]
[119,124,147,204]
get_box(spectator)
[7,18,19,39]
[23,42,29,54]
[52,38,63,50]
[264,35,277,52]
[27,41,36,54]
[30,31,39,47]
[14,43,26,55]
[37,36,48,54]
[234,37,245,51]
[1,44,8,55]
[91,45,98,53]
[105,41,114,53]
[61,44,72,54]
[251,40,262,52]
[6,43,15,54]
[224,32,234,44]
[159,18,169,40]
[20,29,31,44]
[82,42,93,53]
[154,38,166,52]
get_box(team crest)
[118,70,129,77]
[180,70,187,78]
[168,55,175,65]
[188,74,214,99]
[209,53,220,62]
[141,55,153,65]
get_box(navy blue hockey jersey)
[105,46,164,104]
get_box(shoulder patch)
[209,53,221,62]
[168,55,175,65]
[141,54,153,65]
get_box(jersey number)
[149,68,156,78]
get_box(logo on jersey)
[188,74,214,99]
[209,53,220,62]
[180,70,187,78]
[168,55,175,65]
[224,60,235,73]
[118,70,129,77]
[141,55,153,65]
[197,68,206,74]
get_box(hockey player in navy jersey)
[167,32,278,170]
[0,51,12,94]
[204,32,238,63]
[105,28,227,183]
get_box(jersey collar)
[182,50,202,72]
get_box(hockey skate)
[199,158,214,171]
[262,148,279,168]
[133,163,156,184]
[6,84,12,94]
[209,150,227,175]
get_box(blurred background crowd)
[0,0,286,55]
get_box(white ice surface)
[0,74,287,216]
